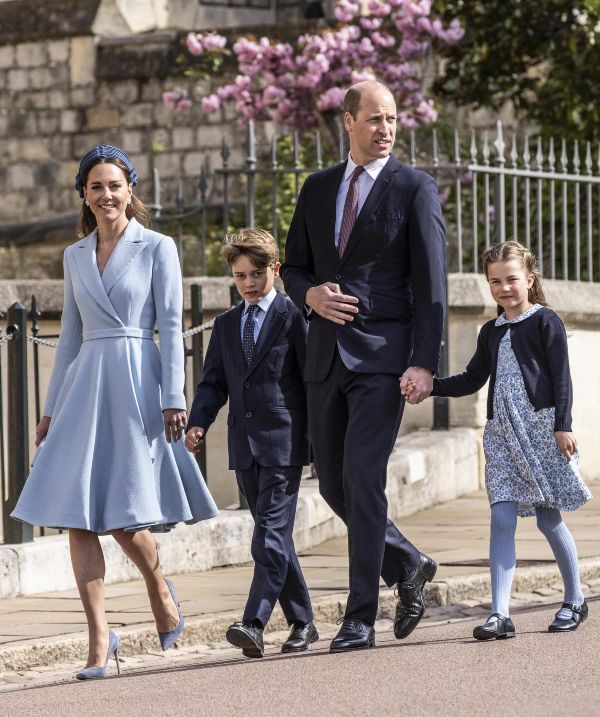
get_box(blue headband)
[75,144,138,198]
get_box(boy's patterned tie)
[338,165,365,257]
[242,304,259,367]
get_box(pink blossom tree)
[163,0,463,134]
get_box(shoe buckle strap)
[562,602,581,614]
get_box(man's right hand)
[185,426,205,454]
[305,283,359,325]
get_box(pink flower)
[186,33,205,56]
[316,86,347,111]
[263,85,286,104]
[202,34,227,51]
[201,94,221,113]
[398,113,418,130]
[360,17,383,31]
[162,87,192,112]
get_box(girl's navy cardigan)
[431,307,573,432]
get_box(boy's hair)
[221,228,279,268]
[481,240,548,315]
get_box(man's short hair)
[221,227,279,268]
[343,86,363,120]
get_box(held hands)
[185,426,205,454]
[400,367,433,405]
[305,283,359,325]
[163,409,187,444]
[555,431,578,461]
[35,416,51,446]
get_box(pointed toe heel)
[158,577,185,651]
[76,630,121,680]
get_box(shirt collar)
[244,286,277,315]
[345,153,391,182]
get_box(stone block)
[154,151,181,178]
[7,68,28,92]
[183,151,204,176]
[8,109,37,137]
[0,71,5,92]
[121,103,154,128]
[73,130,123,157]
[28,91,49,109]
[16,41,46,68]
[36,110,61,135]
[0,45,15,70]
[0,110,7,137]
[153,102,176,128]
[86,106,120,131]
[107,80,140,105]
[57,161,81,187]
[29,67,58,91]
[35,162,60,186]
[140,78,163,102]
[116,0,158,34]
[70,37,96,86]
[129,153,149,181]
[8,163,35,190]
[70,86,96,107]
[0,547,20,599]
[150,127,171,151]
[121,130,143,154]
[173,127,194,150]
[48,90,69,110]
[61,109,83,134]
[19,138,51,162]
[196,125,227,149]
[47,39,70,65]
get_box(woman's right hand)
[35,416,51,446]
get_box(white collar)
[244,286,277,315]
[344,153,391,181]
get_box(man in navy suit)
[186,228,317,658]
[281,81,447,652]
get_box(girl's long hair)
[482,241,548,316]
[77,157,150,237]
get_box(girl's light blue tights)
[490,501,584,618]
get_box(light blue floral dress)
[483,304,592,517]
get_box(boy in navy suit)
[185,228,317,658]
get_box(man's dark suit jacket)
[187,291,310,469]
[281,155,447,381]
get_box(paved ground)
[0,487,598,698]
[1,595,599,716]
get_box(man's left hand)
[400,366,433,404]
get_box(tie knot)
[246,303,258,317]
[351,165,365,181]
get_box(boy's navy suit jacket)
[187,291,310,469]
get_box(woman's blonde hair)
[482,240,548,315]
[77,157,150,237]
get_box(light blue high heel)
[76,630,121,680]
[158,577,185,651]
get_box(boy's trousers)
[235,462,313,628]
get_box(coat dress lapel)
[101,218,148,295]
[245,292,288,378]
[337,155,400,270]
[72,230,122,324]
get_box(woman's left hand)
[163,408,187,444]
[554,431,577,461]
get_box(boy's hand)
[555,431,577,461]
[401,380,416,398]
[185,426,205,453]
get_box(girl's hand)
[555,431,577,461]
[400,379,417,398]
[163,409,187,444]
[185,426,205,454]
[35,416,51,447]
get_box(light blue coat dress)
[12,218,218,533]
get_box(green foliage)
[433,0,600,141]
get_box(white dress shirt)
[334,154,391,248]
[240,287,277,342]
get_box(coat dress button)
[335,274,342,280]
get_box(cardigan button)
[245,411,253,419]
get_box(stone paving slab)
[0,487,597,675]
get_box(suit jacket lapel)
[338,155,400,269]
[323,163,347,267]
[101,218,148,295]
[225,302,246,374]
[72,231,122,323]
[246,293,287,377]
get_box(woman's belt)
[82,327,155,341]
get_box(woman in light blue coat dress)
[12,145,218,679]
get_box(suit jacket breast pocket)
[370,211,406,243]
[369,293,411,322]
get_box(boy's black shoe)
[394,553,438,639]
[548,601,588,632]
[226,622,264,658]
[329,617,375,652]
[281,621,319,653]
[473,613,516,640]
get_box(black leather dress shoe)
[281,621,319,653]
[548,601,588,632]
[226,622,264,658]
[394,553,438,639]
[473,613,516,640]
[329,617,375,653]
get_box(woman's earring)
[85,200,90,207]
[127,197,132,204]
